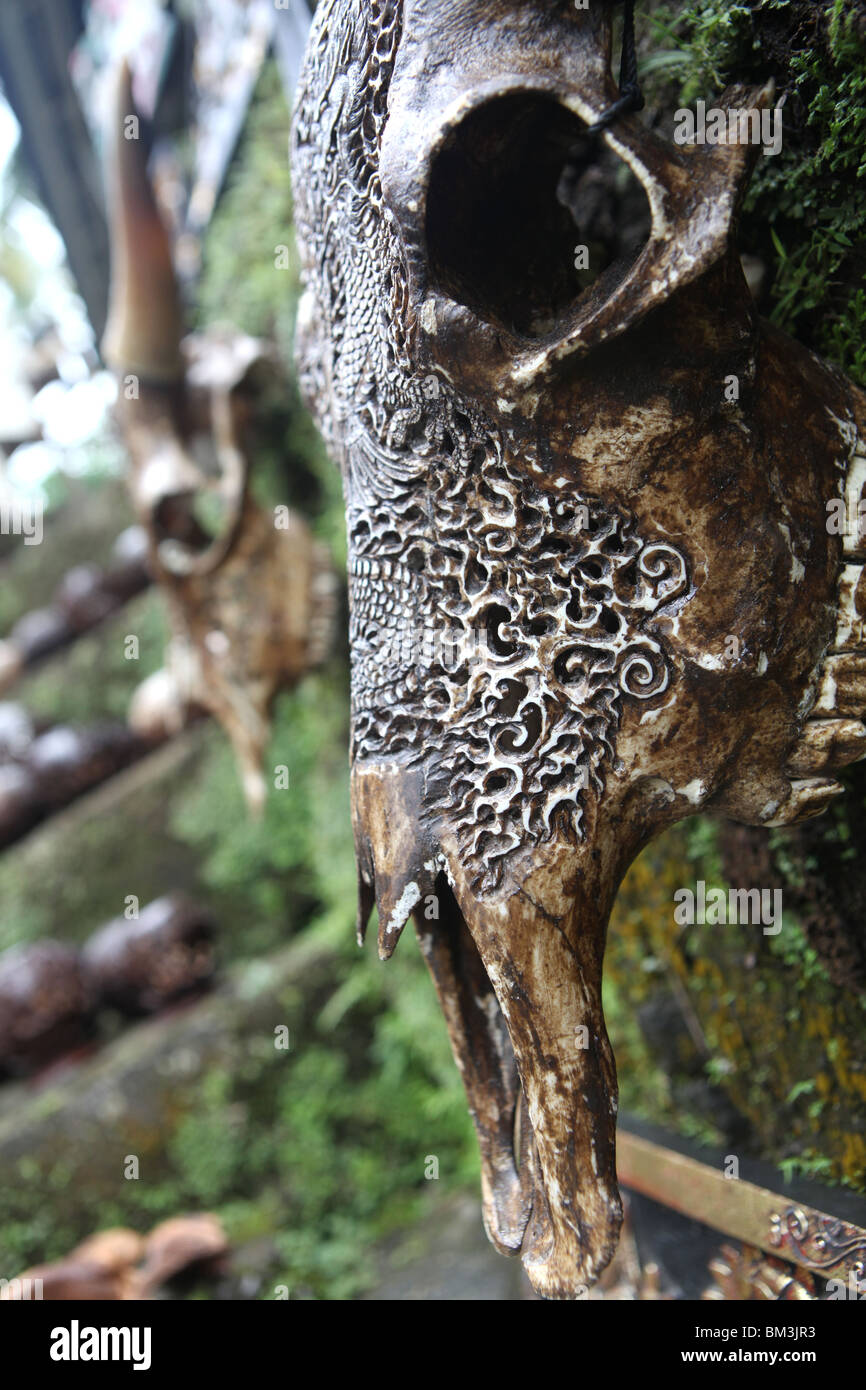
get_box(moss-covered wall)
[600,0,866,1194]
[644,0,866,384]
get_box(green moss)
[17,591,168,726]
[195,62,296,354]
[167,663,353,946]
[645,0,866,385]
[645,1,755,98]
[0,903,474,1274]
[606,818,866,1190]
[195,57,346,562]
[0,479,133,636]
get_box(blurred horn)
[101,60,185,382]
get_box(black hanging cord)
[587,0,645,135]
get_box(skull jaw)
[440,833,625,1301]
[353,760,641,1300]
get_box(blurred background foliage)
[0,53,478,1299]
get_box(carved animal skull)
[292,1,866,1298]
[103,64,336,808]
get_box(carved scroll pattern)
[770,1206,866,1276]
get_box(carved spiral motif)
[619,647,669,699]
[638,544,688,603]
[770,1207,866,1275]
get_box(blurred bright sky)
[0,89,117,500]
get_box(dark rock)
[0,941,95,1077]
[362,1192,534,1301]
[0,1257,134,1301]
[28,723,145,808]
[83,894,217,1015]
[0,762,41,844]
[139,1214,228,1291]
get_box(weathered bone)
[103,61,336,809]
[102,62,185,385]
[292,0,866,1297]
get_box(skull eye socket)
[425,93,651,338]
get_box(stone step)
[0,936,337,1268]
[0,726,212,956]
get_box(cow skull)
[103,63,335,808]
[292,1,866,1297]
